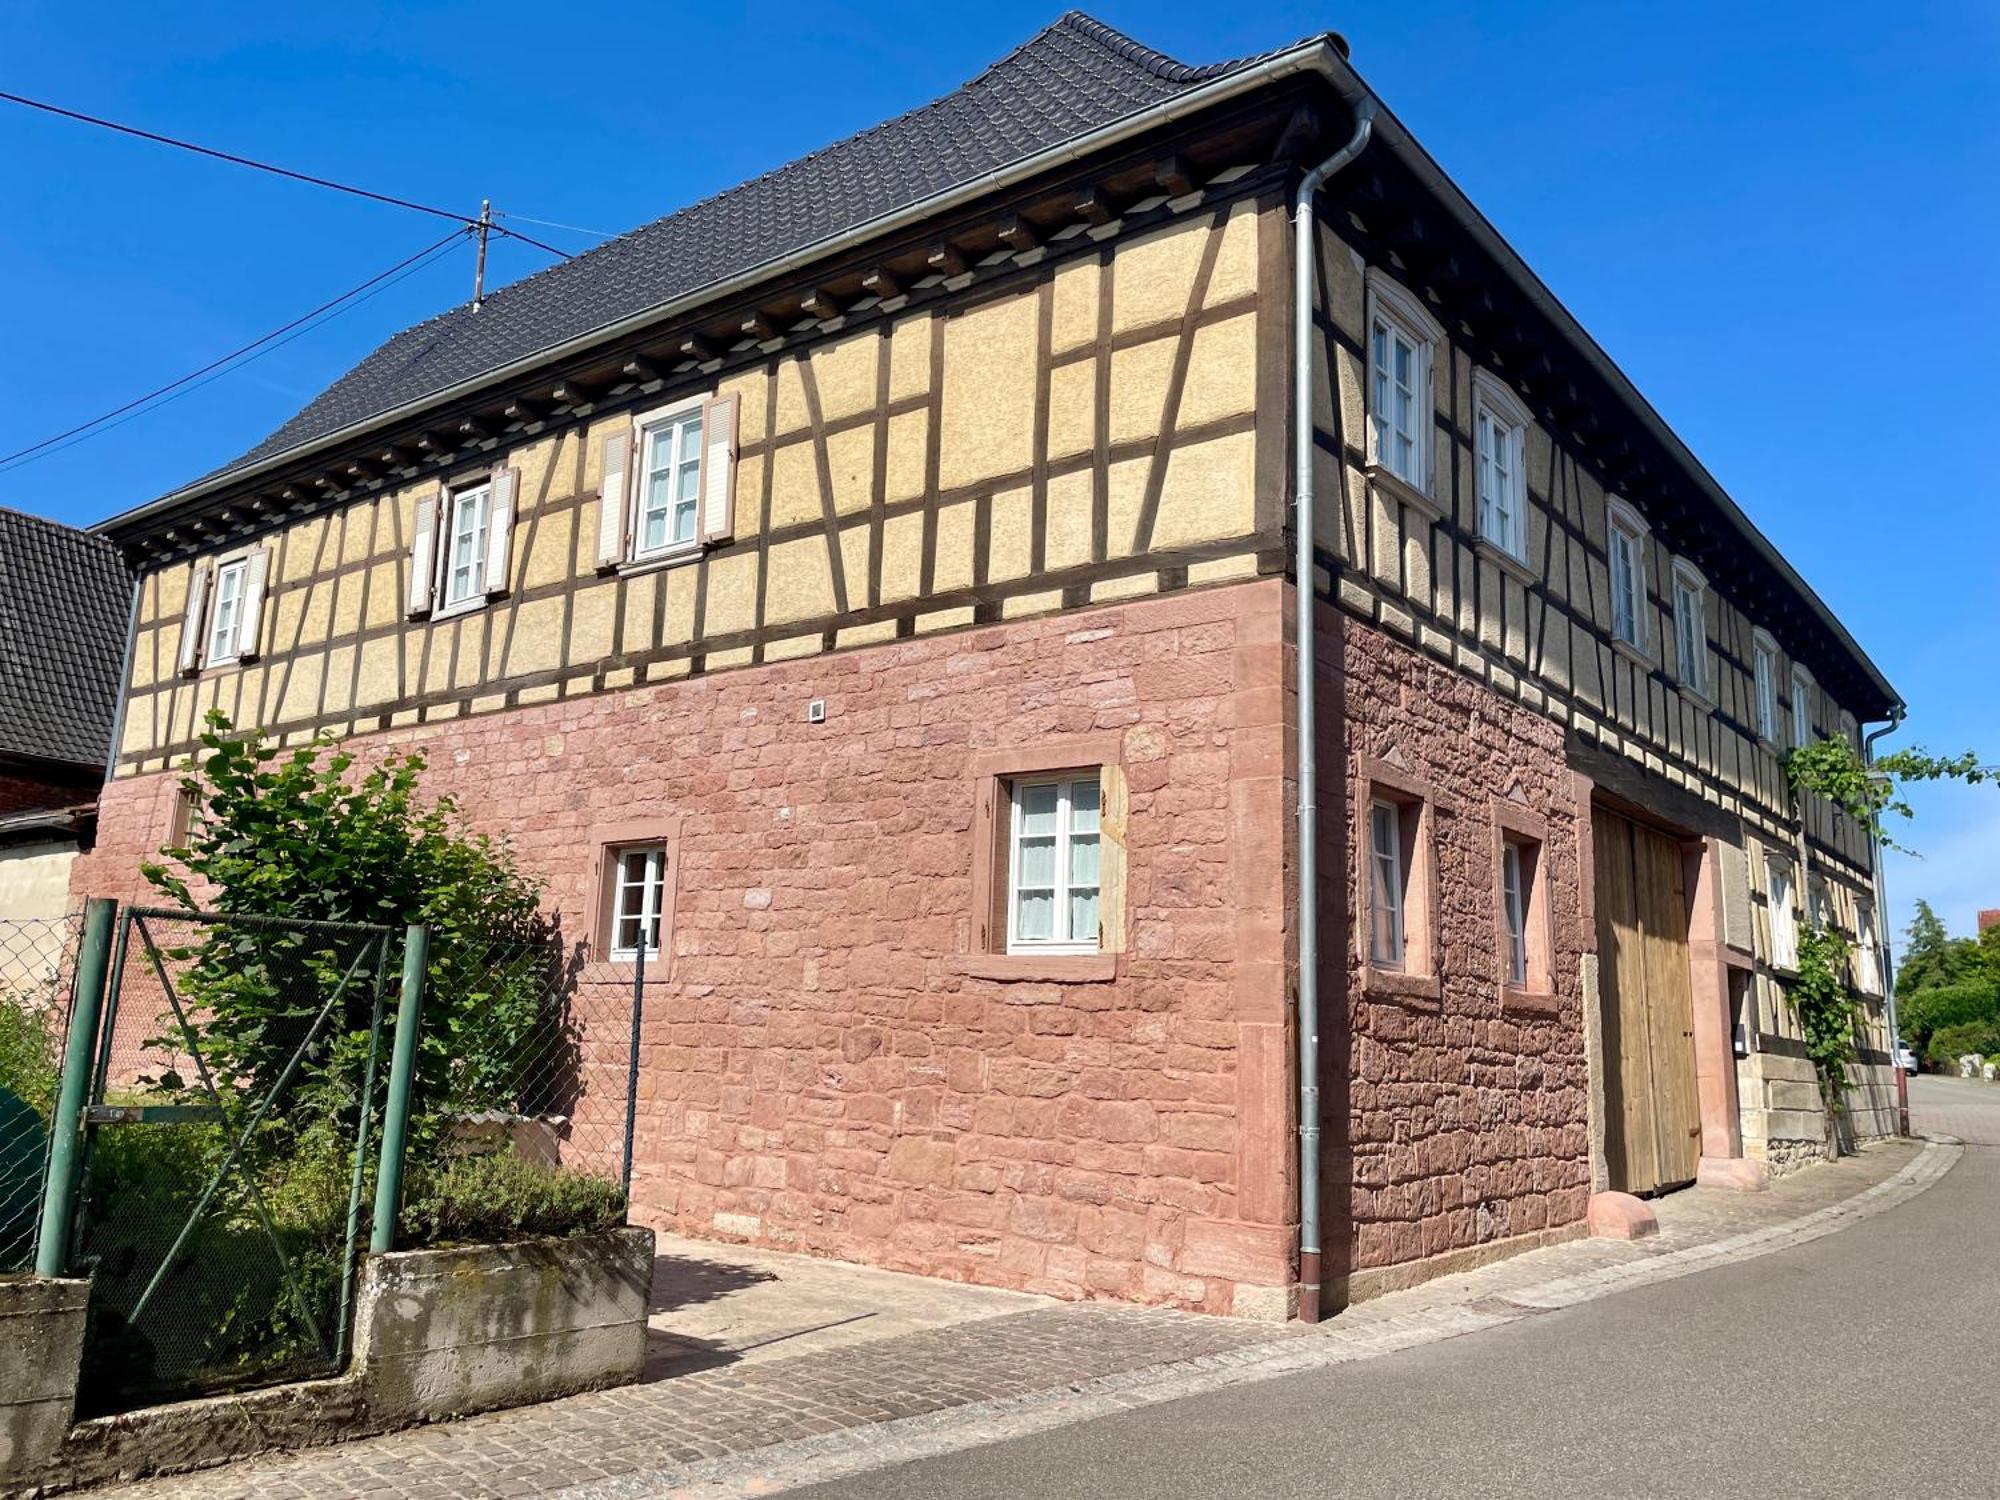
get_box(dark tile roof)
[0,509,132,769]
[195,12,1288,489]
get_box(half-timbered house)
[79,14,1901,1319]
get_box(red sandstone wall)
[77,579,1297,1315]
[1317,607,1591,1290]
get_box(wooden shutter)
[235,547,272,662]
[697,393,739,543]
[407,489,441,618]
[176,562,212,677]
[596,428,633,570]
[485,467,519,599]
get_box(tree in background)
[1889,900,2000,1063]
[1896,899,1983,1000]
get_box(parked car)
[1896,1040,1920,1074]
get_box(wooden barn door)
[1594,808,1702,1194]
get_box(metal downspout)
[1863,709,1909,1136]
[1293,98,1375,1324]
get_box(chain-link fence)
[72,908,394,1414]
[0,913,81,1271]
[402,936,641,1237]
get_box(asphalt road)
[794,1076,2000,1500]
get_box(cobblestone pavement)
[98,1133,1952,1500]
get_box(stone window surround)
[586,816,682,975]
[957,733,1125,983]
[1355,754,1439,1004]
[1490,797,1557,1015]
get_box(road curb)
[570,1138,1960,1499]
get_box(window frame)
[1670,558,1710,700]
[1356,758,1437,999]
[1790,665,1815,750]
[1855,899,1883,996]
[1752,629,1780,744]
[1471,370,1531,563]
[1606,497,1650,651]
[1368,798,1407,967]
[963,737,1125,982]
[606,844,668,962]
[1492,800,1555,1005]
[1363,271,1444,501]
[589,819,681,972]
[1766,854,1800,972]
[1004,772,1104,957]
[632,396,708,564]
[437,477,494,614]
[204,556,250,667]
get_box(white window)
[635,406,705,559]
[1753,632,1779,742]
[205,557,248,664]
[441,481,492,608]
[1364,274,1441,495]
[1855,900,1882,994]
[608,845,666,960]
[1607,499,1648,649]
[1007,774,1102,954]
[1790,667,1814,749]
[1369,799,1406,966]
[1767,856,1799,970]
[1672,561,1708,697]
[1501,840,1529,987]
[1473,372,1529,561]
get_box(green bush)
[0,987,59,1107]
[398,1152,625,1249]
[1901,978,2000,1054]
[1926,1021,2000,1067]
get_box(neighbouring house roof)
[0,508,132,770]
[190,12,1286,491]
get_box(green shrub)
[1926,1021,2000,1067]
[1900,978,2000,1054]
[398,1152,625,1249]
[0,988,59,1107]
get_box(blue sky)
[2,1,1995,949]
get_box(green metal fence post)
[369,923,429,1255]
[36,898,117,1278]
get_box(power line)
[495,209,617,241]
[0,228,472,475]
[0,88,573,259]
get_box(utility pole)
[472,199,492,311]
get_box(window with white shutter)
[176,562,212,677]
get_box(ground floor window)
[607,844,667,960]
[1007,773,1102,954]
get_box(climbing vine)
[1786,925,1856,1115]
[1782,739,1990,854]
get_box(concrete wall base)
[8,1227,652,1497]
[0,1275,88,1493]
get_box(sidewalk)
[99,1136,1952,1500]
